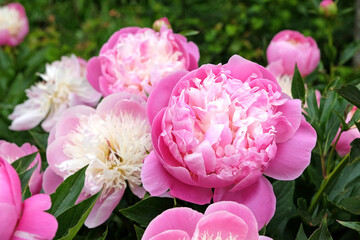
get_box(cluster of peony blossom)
[1,1,352,239]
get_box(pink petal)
[99,27,141,54]
[335,128,360,156]
[147,70,189,124]
[264,117,316,180]
[275,99,302,143]
[46,136,70,178]
[150,230,190,240]
[204,201,259,240]
[214,176,276,230]
[13,196,58,240]
[85,189,125,228]
[42,167,64,195]
[86,57,102,92]
[0,203,18,240]
[142,207,202,240]
[192,211,248,240]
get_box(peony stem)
[308,153,349,213]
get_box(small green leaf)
[350,139,360,164]
[339,40,360,65]
[337,220,360,232]
[336,85,360,109]
[29,129,49,151]
[134,225,145,240]
[48,165,87,217]
[11,152,38,175]
[19,163,38,197]
[324,43,337,62]
[120,197,175,227]
[333,111,349,131]
[308,216,333,240]
[55,191,101,240]
[291,64,305,102]
[295,224,307,240]
[179,30,199,36]
[337,196,360,215]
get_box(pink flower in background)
[44,92,152,228]
[153,17,172,31]
[9,54,102,132]
[87,19,200,98]
[335,107,360,156]
[0,157,57,240]
[142,55,317,229]
[266,30,320,77]
[142,201,272,240]
[0,3,28,46]
[319,0,337,17]
[0,140,42,195]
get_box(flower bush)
[1,1,360,239]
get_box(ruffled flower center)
[58,111,152,197]
[0,6,24,36]
[163,68,283,182]
[101,28,186,96]
[197,232,239,240]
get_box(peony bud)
[152,17,172,31]
[319,0,338,18]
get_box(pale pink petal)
[335,128,360,156]
[275,99,302,143]
[142,207,202,240]
[204,201,259,240]
[264,118,316,180]
[86,57,103,92]
[214,176,276,230]
[46,136,70,177]
[42,167,64,195]
[85,189,125,228]
[192,211,248,240]
[149,230,190,240]
[259,236,274,240]
[147,70,189,124]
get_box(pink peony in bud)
[319,0,337,17]
[9,54,102,132]
[335,107,360,156]
[266,30,320,77]
[0,3,28,46]
[86,21,200,99]
[141,55,317,229]
[142,201,272,240]
[43,92,152,228]
[0,140,42,195]
[153,17,172,31]
[0,157,58,240]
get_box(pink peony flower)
[0,140,42,195]
[9,54,102,132]
[142,201,272,240]
[266,30,320,77]
[335,107,360,156]
[142,55,317,229]
[86,20,200,99]
[0,157,58,240]
[43,92,152,228]
[0,3,28,46]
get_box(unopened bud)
[319,0,337,18]
[152,17,172,31]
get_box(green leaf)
[29,129,49,151]
[119,197,175,227]
[339,40,360,65]
[333,110,349,131]
[19,163,38,197]
[337,220,360,232]
[267,181,296,238]
[297,198,325,227]
[291,64,305,102]
[295,224,307,240]
[48,165,87,217]
[324,43,337,63]
[55,191,101,240]
[337,196,360,215]
[308,216,333,240]
[134,225,144,240]
[336,85,360,109]
[179,30,199,36]
[350,139,360,164]
[11,152,38,175]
